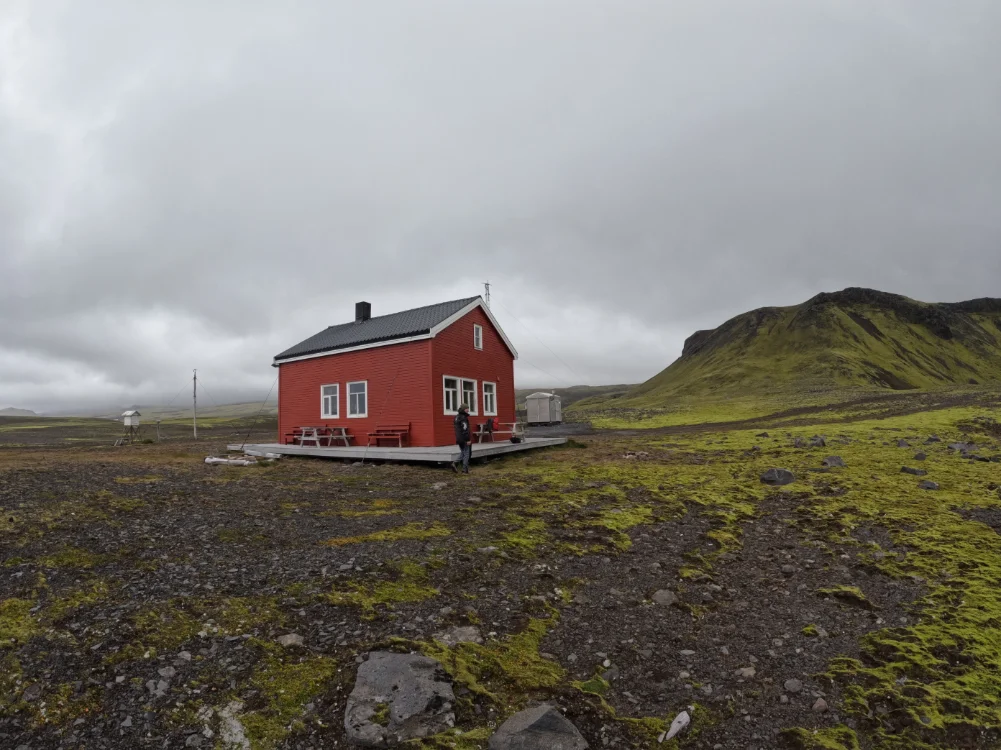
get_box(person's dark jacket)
[453,411,471,444]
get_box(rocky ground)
[2,408,1000,749]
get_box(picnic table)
[285,426,353,447]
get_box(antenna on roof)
[483,281,491,308]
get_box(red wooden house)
[273,297,518,447]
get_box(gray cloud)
[1,1,999,412]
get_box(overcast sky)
[2,1,1000,413]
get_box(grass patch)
[325,560,439,616]
[238,642,337,749]
[0,598,39,648]
[323,521,450,547]
[817,585,875,609]
[781,726,862,749]
[419,613,564,705]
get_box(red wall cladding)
[277,339,434,445]
[430,306,516,446]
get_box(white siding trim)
[429,299,519,359]
[272,296,517,366]
[273,333,432,366]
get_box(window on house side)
[347,381,368,417]
[321,384,339,419]
[461,379,477,415]
[473,324,483,350]
[443,377,459,414]
[483,382,497,416]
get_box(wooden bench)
[367,423,411,447]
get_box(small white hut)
[525,392,562,425]
[122,410,141,427]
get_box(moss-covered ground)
[1,398,1000,748]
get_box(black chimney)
[355,301,371,323]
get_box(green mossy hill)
[583,288,1001,412]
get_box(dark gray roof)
[274,297,480,361]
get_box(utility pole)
[193,369,198,439]
[483,281,491,308]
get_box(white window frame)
[461,378,478,416]
[320,383,339,419]
[482,381,497,416]
[443,376,460,415]
[347,380,368,418]
[473,324,483,350]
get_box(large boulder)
[760,468,795,486]
[344,652,455,747]
[488,705,588,750]
[822,456,846,468]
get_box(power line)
[494,295,584,386]
[518,358,573,389]
[163,383,187,410]
[240,375,280,451]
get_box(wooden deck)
[227,437,567,463]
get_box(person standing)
[452,403,471,473]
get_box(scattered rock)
[760,468,795,486]
[652,589,678,606]
[277,634,304,648]
[219,701,250,749]
[784,678,804,694]
[781,564,797,576]
[913,452,927,461]
[919,480,940,491]
[809,436,826,448]
[755,432,770,438]
[488,704,588,750]
[432,626,483,647]
[897,439,910,448]
[900,466,927,476]
[430,482,448,491]
[662,709,691,742]
[822,456,846,468]
[926,435,941,443]
[948,442,976,453]
[344,652,455,747]
[813,698,829,712]
[734,666,756,679]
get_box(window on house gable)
[483,382,497,416]
[321,384,339,419]
[443,377,459,414]
[347,381,368,417]
[473,324,483,350]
